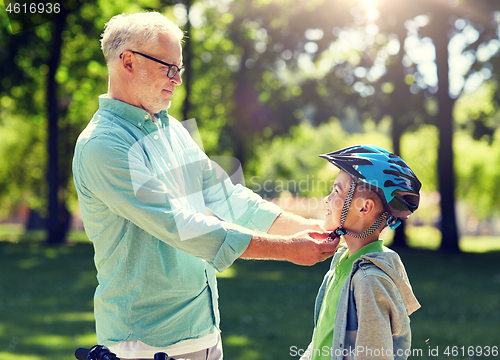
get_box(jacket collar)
[354,249,421,316]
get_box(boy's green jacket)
[302,244,421,360]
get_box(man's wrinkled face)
[132,33,183,115]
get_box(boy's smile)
[324,171,353,231]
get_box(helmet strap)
[330,180,390,240]
[331,181,357,238]
[345,212,389,239]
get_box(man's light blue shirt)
[72,96,282,347]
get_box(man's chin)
[161,99,172,111]
[149,100,171,115]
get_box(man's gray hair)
[101,12,184,64]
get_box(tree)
[206,0,500,252]
[0,9,51,220]
[2,0,499,250]
[424,0,499,251]
[181,0,193,122]
[326,0,499,251]
[46,13,69,244]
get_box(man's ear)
[120,51,134,73]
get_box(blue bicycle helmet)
[319,144,421,239]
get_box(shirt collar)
[337,239,384,273]
[98,95,169,128]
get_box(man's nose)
[170,72,182,86]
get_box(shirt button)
[138,122,141,126]
[153,135,159,140]
[144,114,149,119]
[167,163,171,167]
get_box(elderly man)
[72,11,338,360]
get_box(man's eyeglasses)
[120,50,185,79]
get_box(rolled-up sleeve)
[74,131,278,272]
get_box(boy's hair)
[101,12,184,65]
[353,182,385,217]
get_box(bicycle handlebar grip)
[76,345,169,360]
[154,353,170,360]
[75,345,120,360]
[75,348,90,360]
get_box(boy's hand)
[283,230,340,266]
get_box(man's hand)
[267,212,325,235]
[282,230,340,266]
[241,230,340,266]
[307,221,326,233]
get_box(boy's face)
[324,171,353,231]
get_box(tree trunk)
[45,13,69,245]
[391,128,408,248]
[389,28,409,249]
[433,17,460,253]
[182,0,192,122]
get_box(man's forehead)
[150,33,183,62]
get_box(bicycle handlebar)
[75,347,90,360]
[75,345,171,360]
[75,345,119,360]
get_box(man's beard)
[135,68,171,114]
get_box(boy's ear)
[359,198,376,217]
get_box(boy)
[300,145,422,360]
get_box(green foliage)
[246,110,500,220]
[185,3,238,154]
[247,118,393,198]
[246,118,443,201]
[0,9,52,215]
[1,0,500,228]
[0,1,184,217]
[0,116,47,217]
[451,80,500,219]
[454,80,500,143]
[400,124,439,192]
[454,130,500,219]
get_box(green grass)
[1,228,500,359]
[0,241,97,360]
[0,224,89,244]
